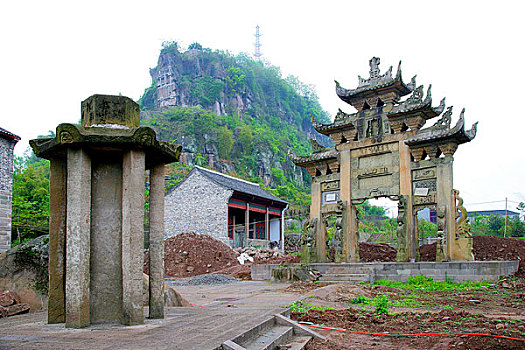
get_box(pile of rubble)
[0,291,30,318]
[233,246,299,265]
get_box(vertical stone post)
[65,148,91,328]
[48,158,67,324]
[340,150,358,262]
[122,150,145,325]
[399,141,416,261]
[149,164,165,319]
[310,180,326,262]
[437,158,454,261]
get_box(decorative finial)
[369,57,381,78]
[396,60,402,79]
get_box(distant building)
[0,127,20,252]
[164,166,288,249]
[468,210,521,223]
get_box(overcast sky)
[1,0,523,213]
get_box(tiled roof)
[195,166,287,205]
[0,127,21,141]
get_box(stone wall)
[164,170,233,245]
[0,137,17,252]
[252,261,520,283]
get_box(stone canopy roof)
[288,145,338,167]
[335,59,415,104]
[193,166,288,205]
[406,108,477,146]
[0,127,21,141]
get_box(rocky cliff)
[139,42,331,204]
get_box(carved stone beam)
[424,145,440,159]
[315,164,327,176]
[329,132,344,144]
[328,161,340,174]
[342,129,357,142]
[439,143,458,157]
[410,148,426,162]
[380,92,397,105]
[353,99,366,111]
[389,120,404,134]
[405,116,426,132]
[365,97,379,108]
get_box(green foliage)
[217,126,233,159]
[288,300,333,314]
[188,42,202,50]
[11,156,50,243]
[373,293,389,316]
[139,44,336,211]
[417,218,438,239]
[373,275,492,291]
[238,124,253,155]
[470,214,525,237]
[226,66,246,94]
[351,296,370,304]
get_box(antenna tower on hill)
[254,25,262,61]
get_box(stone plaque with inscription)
[350,143,400,200]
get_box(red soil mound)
[358,242,397,262]
[420,235,525,274]
[144,232,240,277]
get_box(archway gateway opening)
[291,57,477,263]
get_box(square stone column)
[122,150,145,325]
[148,164,165,319]
[340,149,358,262]
[48,158,67,324]
[310,180,326,262]
[437,158,455,261]
[65,148,91,328]
[399,141,416,261]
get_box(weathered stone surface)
[48,158,67,323]
[0,235,49,312]
[121,150,145,326]
[90,156,123,324]
[65,148,91,328]
[292,58,476,263]
[81,94,140,128]
[148,164,165,319]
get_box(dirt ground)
[287,277,525,350]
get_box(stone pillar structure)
[399,140,416,261]
[47,158,67,323]
[340,150,358,262]
[0,128,20,253]
[30,94,181,328]
[148,164,165,319]
[310,180,326,262]
[65,148,91,328]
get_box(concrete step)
[244,326,293,350]
[221,313,325,350]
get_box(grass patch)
[373,275,492,291]
[288,300,334,314]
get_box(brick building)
[165,166,288,249]
[0,127,20,252]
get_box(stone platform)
[252,260,520,283]
[0,281,298,350]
